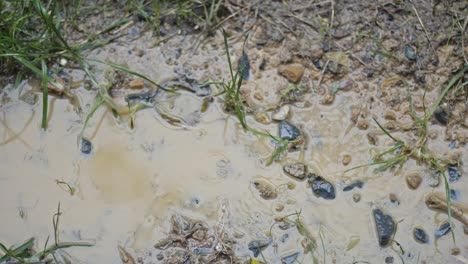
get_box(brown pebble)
[191,229,206,241]
[253,92,264,101]
[342,154,352,166]
[406,173,422,190]
[129,79,144,89]
[278,64,305,83]
[451,247,460,255]
[353,193,361,203]
[384,109,397,120]
[275,204,285,212]
[134,48,144,57]
[321,93,335,105]
[357,120,368,130]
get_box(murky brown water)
[1,29,467,264]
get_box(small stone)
[129,79,144,89]
[373,208,396,247]
[283,162,307,180]
[321,92,334,105]
[311,176,336,200]
[134,48,144,57]
[413,227,428,244]
[434,108,448,125]
[343,181,363,192]
[342,154,352,166]
[353,193,361,203]
[385,256,394,263]
[450,189,458,200]
[287,182,296,190]
[406,173,422,189]
[191,229,206,241]
[389,193,399,205]
[275,204,285,212]
[238,51,250,80]
[357,120,368,130]
[448,166,461,182]
[254,112,272,124]
[423,169,440,187]
[47,77,65,95]
[281,252,299,264]
[451,247,460,255]
[278,64,305,83]
[384,109,397,120]
[404,45,417,61]
[80,137,93,154]
[435,222,451,240]
[279,120,301,141]
[272,105,290,121]
[253,179,278,200]
[19,90,38,105]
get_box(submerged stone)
[373,208,395,247]
[435,222,451,240]
[311,176,336,200]
[248,238,272,257]
[80,137,92,154]
[448,166,461,182]
[413,227,428,244]
[279,120,301,141]
[281,252,299,264]
[343,180,364,191]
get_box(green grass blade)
[425,65,467,121]
[41,59,48,130]
[372,117,398,142]
[222,29,234,80]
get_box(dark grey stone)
[343,181,364,191]
[80,138,92,154]
[373,209,395,247]
[311,176,336,200]
[279,120,301,141]
[413,227,428,243]
[448,166,461,182]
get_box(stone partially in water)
[272,105,290,121]
[435,222,451,240]
[448,166,461,182]
[279,120,301,141]
[248,238,272,257]
[373,208,395,247]
[311,176,336,200]
[413,227,428,244]
[80,137,93,154]
[283,162,308,181]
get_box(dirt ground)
[0,0,467,263]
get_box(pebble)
[448,166,461,182]
[278,64,305,83]
[357,120,368,130]
[272,105,290,121]
[275,204,284,212]
[342,154,352,166]
[385,256,394,263]
[254,112,272,124]
[451,247,460,255]
[373,208,396,247]
[283,162,308,180]
[434,108,448,125]
[321,93,335,105]
[404,44,417,61]
[353,193,361,203]
[238,51,250,80]
[281,252,299,264]
[413,227,428,243]
[129,79,144,89]
[343,181,363,192]
[435,222,451,240]
[389,193,399,205]
[248,238,272,257]
[253,179,278,200]
[311,176,336,200]
[279,120,301,141]
[80,137,93,154]
[406,173,422,189]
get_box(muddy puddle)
[1,1,468,263]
